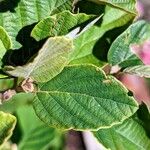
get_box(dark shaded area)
[74,0,132,63]
[73,0,104,36]
[127,90,134,97]
[65,130,86,150]
[93,22,132,62]
[11,113,22,144]
[0,70,8,76]
[137,103,150,138]
[2,18,101,67]
[0,0,20,12]
[74,0,105,15]
[2,23,47,66]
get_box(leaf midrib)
[37,90,137,107]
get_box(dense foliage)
[0,0,150,149]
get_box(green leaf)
[70,54,105,66]
[19,124,63,150]
[5,36,73,82]
[51,0,73,15]
[108,20,150,67]
[0,78,14,92]
[101,6,133,28]
[0,26,12,68]
[0,0,73,49]
[124,65,150,78]
[70,6,134,62]
[33,65,138,130]
[0,111,16,146]
[31,6,134,63]
[17,106,64,150]
[0,93,34,113]
[136,103,150,136]
[0,74,8,79]
[88,0,137,15]
[94,117,150,150]
[31,11,95,41]
[17,106,43,134]
[0,26,12,50]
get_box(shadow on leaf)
[137,103,150,138]
[74,0,105,15]
[2,23,47,66]
[93,22,131,62]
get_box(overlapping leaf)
[94,117,150,150]
[70,54,105,66]
[88,0,137,15]
[33,65,138,130]
[51,0,73,15]
[0,26,12,68]
[108,20,150,67]
[30,6,134,63]
[0,26,12,50]
[31,11,95,41]
[0,0,73,49]
[70,6,134,62]
[5,36,73,82]
[0,111,16,145]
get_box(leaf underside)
[5,36,73,82]
[124,65,150,78]
[0,111,16,146]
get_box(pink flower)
[136,1,144,17]
[131,40,150,65]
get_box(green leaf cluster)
[0,0,150,149]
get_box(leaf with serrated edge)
[5,36,73,83]
[0,26,12,68]
[94,117,150,150]
[31,11,95,41]
[70,6,134,62]
[0,26,12,50]
[33,65,138,130]
[31,6,134,62]
[31,6,133,63]
[0,111,16,145]
[108,20,150,67]
[0,0,73,49]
